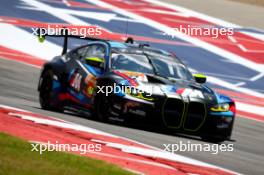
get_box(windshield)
[111,53,153,74]
[111,52,193,80]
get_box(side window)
[86,44,106,58]
[83,44,106,70]
[67,46,89,60]
[67,44,106,64]
[77,46,89,58]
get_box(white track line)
[206,76,264,98]
[143,0,264,42]
[84,0,264,95]
[250,72,264,81]
[2,105,238,174]
[0,23,61,60]
[241,31,264,42]
[20,0,89,25]
[8,112,117,137]
[236,102,264,116]
[21,0,264,73]
[0,104,29,112]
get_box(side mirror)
[193,73,206,84]
[85,57,104,69]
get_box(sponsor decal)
[70,72,82,92]
[177,88,204,99]
[85,74,97,97]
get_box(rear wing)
[35,27,134,55]
[35,27,108,55]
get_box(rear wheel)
[39,69,62,111]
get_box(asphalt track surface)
[0,58,263,175]
[162,0,264,31]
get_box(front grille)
[184,102,206,131]
[162,98,184,128]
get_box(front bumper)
[109,93,234,137]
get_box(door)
[65,43,107,107]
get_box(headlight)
[210,103,230,112]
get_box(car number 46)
[70,73,82,92]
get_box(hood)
[114,70,216,102]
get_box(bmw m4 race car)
[37,34,236,142]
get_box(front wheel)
[94,94,113,122]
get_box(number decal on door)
[70,73,82,92]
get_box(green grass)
[0,133,135,175]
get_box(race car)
[37,34,235,142]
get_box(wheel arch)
[38,59,66,91]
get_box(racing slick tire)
[94,93,113,122]
[39,69,62,112]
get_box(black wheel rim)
[97,95,112,120]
